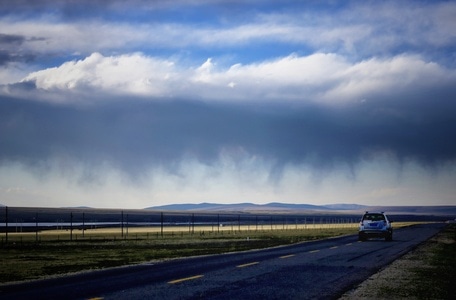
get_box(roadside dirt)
[339,225,454,299]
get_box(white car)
[358,212,393,241]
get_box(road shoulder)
[339,223,455,299]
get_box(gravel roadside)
[339,223,455,299]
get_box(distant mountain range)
[146,202,456,215]
[147,202,338,212]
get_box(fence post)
[121,211,124,238]
[70,212,73,241]
[35,213,38,242]
[5,206,8,245]
[160,212,164,237]
[126,214,129,239]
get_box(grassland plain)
[0,224,359,283]
[0,222,420,284]
[340,223,455,300]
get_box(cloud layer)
[6,52,454,106]
[1,63,456,180]
[1,1,455,68]
[1,0,455,207]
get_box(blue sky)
[1,0,455,208]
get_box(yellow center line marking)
[330,246,338,249]
[309,250,320,253]
[280,254,295,259]
[236,262,259,268]
[168,275,204,284]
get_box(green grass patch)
[372,224,455,300]
[411,224,456,299]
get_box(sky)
[1,0,456,209]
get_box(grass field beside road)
[340,223,455,299]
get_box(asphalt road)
[0,223,446,300]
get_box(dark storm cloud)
[0,0,106,14]
[0,34,41,65]
[0,0,189,18]
[0,33,26,44]
[1,89,456,180]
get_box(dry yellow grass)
[3,222,418,243]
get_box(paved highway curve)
[0,223,446,300]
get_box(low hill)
[147,202,361,213]
[146,202,456,216]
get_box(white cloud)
[17,52,456,104]
[1,1,455,62]
[321,55,454,102]
[22,52,177,96]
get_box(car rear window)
[363,214,385,221]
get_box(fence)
[0,206,365,244]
